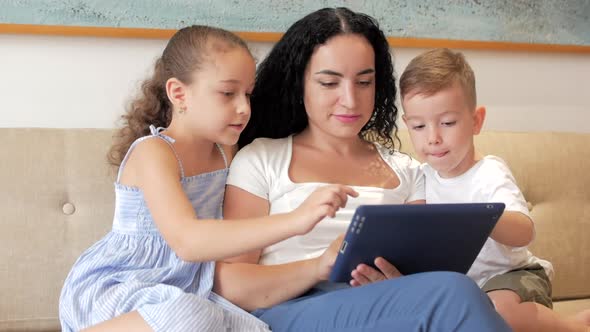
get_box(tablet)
[329,203,505,283]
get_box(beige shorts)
[482,263,552,308]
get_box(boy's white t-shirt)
[227,136,425,266]
[423,155,554,287]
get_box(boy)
[398,48,589,332]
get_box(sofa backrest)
[1,129,115,331]
[1,128,588,330]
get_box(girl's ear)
[472,106,486,135]
[165,77,187,108]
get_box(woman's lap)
[253,271,510,332]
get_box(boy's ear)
[165,77,187,108]
[472,106,486,135]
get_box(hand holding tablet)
[329,203,505,283]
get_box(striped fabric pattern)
[59,126,269,331]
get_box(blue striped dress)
[59,126,270,331]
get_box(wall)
[1,33,589,132]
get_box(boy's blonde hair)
[400,48,476,109]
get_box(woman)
[214,7,511,331]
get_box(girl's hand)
[350,257,403,286]
[313,234,345,281]
[292,184,358,235]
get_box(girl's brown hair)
[108,25,251,166]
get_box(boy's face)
[402,83,485,178]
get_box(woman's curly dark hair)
[239,7,400,152]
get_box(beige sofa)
[1,128,588,331]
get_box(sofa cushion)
[0,129,115,330]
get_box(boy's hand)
[350,257,403,286]
[292,184,358,235]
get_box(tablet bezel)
[329,202,505,283]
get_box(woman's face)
[303,34,376,139]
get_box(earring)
[178,106,186,114]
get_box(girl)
[59,25,356,332]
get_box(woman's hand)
[313,234,345,281]
[350,257,403,286]
[292,185,358,235]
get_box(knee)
[432,272,481,293]
[427,272,489,304]
[488,290,522,313]
[490,301,523,331]
[492,302,518,324]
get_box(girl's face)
[302,34,376,139]
[184,46,256,145]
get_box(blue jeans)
[252,272,510,332]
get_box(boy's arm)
[481,156,535,247]
[489,211,534,247]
